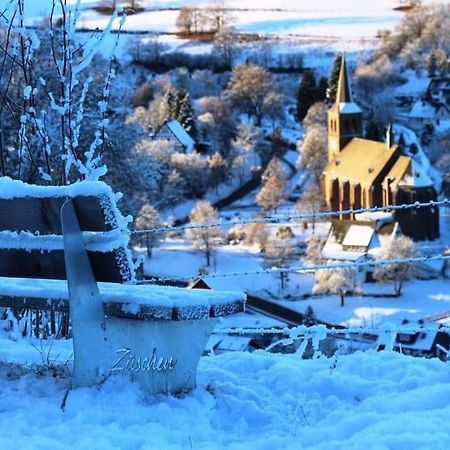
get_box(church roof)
[323,138,399,187]
[399,158,433,188]
[385,155,411,189]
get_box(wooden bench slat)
[0,196,112,233]
[0,249,128,282]
[0,295,70,312]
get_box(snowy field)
[1,341,450,449]
[0,0,440,53]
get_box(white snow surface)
[1,340,450,449]
[165,119,195,152]
[0,276,244,308]
[342,225,374,248]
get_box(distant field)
[0,0,437,39]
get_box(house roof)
[342,224,374,247]
[408,100,436,119]
[157,119,195,152]
[428,77,450,92]
[322,219,378,261]
[323,138,399,187]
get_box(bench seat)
[0,276,245,320]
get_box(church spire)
[327,53,363,162]
[336,54,353,104]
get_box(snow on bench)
[0,177,245,394]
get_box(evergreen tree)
[365,113,383,141]
[327,53,342,104]
[296,70,317,122]
[178,91,196,137]
[159,89,196,137]
[316,77,328,102]
[303,305,316,326]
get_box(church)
[322,57,439,241]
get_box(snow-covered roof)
[338,102,362,114]
[399,158,433,188]
[165,119,195,152]
[342,225,374,248]
[408,101,436,119]
[322,243,369,261]
[355,211,393,224]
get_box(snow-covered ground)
[1,339,450,449]
[0,0,439,55]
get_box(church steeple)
[327,54,363,162]
[336,56,353,104]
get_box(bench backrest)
[0,177,135,284]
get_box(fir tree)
[316,77,328,102]
[327,53,342,104]
[296,70,317,122]
[303,305,316,326]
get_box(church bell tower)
[327,56,363,162]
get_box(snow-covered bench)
[0,177,245,394]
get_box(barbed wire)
[140,253,450,284]
[130,198,450,235]
[213,324,450,337]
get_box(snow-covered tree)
[212,27,240,69]
[198,96,236,155]
[373,236,416,295]
[264,232,295,289]
[226,63,282,126]
[297,124,328,183]
[302,102,328,132]
[171,152,210,197]
[304,235,325,265]
[245,220,269,250]
[230,121,262,180]
[208,152,227,192]
[256,174,285,214]
[186,201,222,266]
[135,205,163,257]
[262,157,287,184]
[0,0,123,184]
[314,268,355,307]
[205,2,232,33]
[176,7,201,34]
[295,185,325,233]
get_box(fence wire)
[130,198,449,235]
[140,253,450,283]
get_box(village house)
[427,77,450,107]
[152,119,196,153]
[322,57,439,241]
[322,215,400,281]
